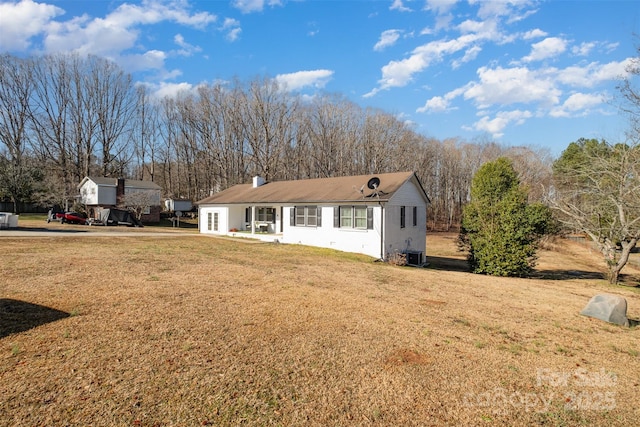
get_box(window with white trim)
[291,206,320,227]
[256,207,275,223]
[354,206,367,229]
[334,206,373,230]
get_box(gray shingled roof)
[196,172,428,205]
[83,177,161,190]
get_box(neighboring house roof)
[78,176,161,190]
[197,171,429,205]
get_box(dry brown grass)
[1,222,639,426]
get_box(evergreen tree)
[460,157,553,277]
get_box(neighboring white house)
[196,171,430,263]
[78,177,162,223]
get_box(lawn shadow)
[424,257,615,281]
[425,256,469,273]
[0,299,70,338]
[531,270,605,281]
[14,226,88,233]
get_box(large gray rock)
[580,294,629,327]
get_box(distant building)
[78,177,162,223]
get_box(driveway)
[0,222,200,238]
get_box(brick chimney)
[116,178,125,205]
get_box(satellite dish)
[367,177,381,190]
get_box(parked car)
[56,212,87,225]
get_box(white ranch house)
[196,171,430,263]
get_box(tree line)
[2,52,552,227]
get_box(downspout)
[379,201,385,261]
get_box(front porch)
[231,205,283,236]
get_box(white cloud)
[231,0,263,14]
[555,59,632,87]
[572,41,595,56]
[549,92,604,118]
[471,0,532,19]
[417,85,467,113]
[174,34,202,56]
[221,18,241,42]
[275,69,334,91]
[42,0,216,58]
[426,0,458,14]
[151,81,195,99]
[603,42,619,54]
[452,45,481,69]
[374,29,402,52]
[465,66,561,108]
[434,13,454,32]
[21,0,218,79]
[418,57,631,135]
[522,29,547,40]
[118,50,180,78]
[367,33,485,96]
[473,110,532,137]
[522,37,567,62]
[0,0,64,51]
[369,0,533,97]
[419,96,450,113]
[232,0,282,14]
[457,18,496,35]
[390,0,412,12]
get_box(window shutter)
[333,206,340,228]
[366,207,373,230]
[413,206,417,226]
[290,207,295,226]
[317,207,322,227]
[400,206,406,228]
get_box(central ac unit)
[406,251,423,266]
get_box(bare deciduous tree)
[0,55,40,213]
[550,139,640,283]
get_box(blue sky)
[1,0,638,156]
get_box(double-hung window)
[354,206,367,229]
[257,207,274,223]
[334,206,373,230]
[291,206,320,227]
[340,206,353,228]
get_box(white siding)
[282,205,384,259]
[384,180,427,258]
[227,205,246,231]
[199,206,229,234]
[79,181,117,205]
[79,181,100,205]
